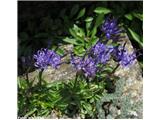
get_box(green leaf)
[85,17,93,22]
[70,4,79,18]
[24,108,37,117]
[95,14,105,27]
[94,7,111,14]
[91,14,104,38]
[58,102,68,108]
[94,94,101,100]
[17,78,21,88]
[74,24,85,38]
[91,27,97,38]
[69,24,85,42]
[76,8,86,19]
[85,17,93,36]
[83,103,92,112]
[128,28,143,47]
[124,14,133,21]
[88,37,98,48]
[132,12,143,21]
[63,37,82,45]
[103,66,113,73]
[74,46,85,56]
[89,98,95,103]
[56,48,64,56]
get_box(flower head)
[92,42,106,55]
[70,55,83,71]
[70,54,97,78]
[113,46,136,67]
[92,42,114,64]
[82,57,97,77]
[101,17,123,41]
[33,48,61,69]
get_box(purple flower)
[70,55,83,71]
[92,42,114,64]
[71,55,97,78]
[101,18,123,41]
[98,52,111,64]
[119,52,136,67]
[113,46,136,67]
[82,57,97,77]
[92,42,106,55]
[33,48,61,69]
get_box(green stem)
[25,73,30,87]
[86,77,90,89]
[38,69,44,86]
[110,64,120,75]
[73,73,78,89]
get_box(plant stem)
[39,69,44,86]
[73,73,78,89]
[110,64,120,75]
[25,73,29,86]
[87,78,90,89]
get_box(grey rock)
[113,36,143,119]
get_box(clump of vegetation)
[18,1,143,119]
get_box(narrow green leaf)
[76,8,86,19]
[95,14,105,27]
[73,24,85,38]
[91,27,97,38]
[69,24,85,42]
[17,78,21,88]
[90,14,104,38]
[74,46,85,56]
[132,12,143,21]
[128,28,143,47]
[86,23,91,37]
[85,17,93,22]
[103,66,113,73]
[88,37,98,48]
[56,48,64,56]
[94,7,111,14]
[85,17,93,36]
[63,37,81,45]
[89,98,95,103]
[124,14,133,21]
[69,28,83,42]
[83,103,92,111]
[24,108,37,117]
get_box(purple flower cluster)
[71,42,115,78]
[113,46,136,67]
[91,42,114,64]
[33,16,137,78]
[71,41,137,78]
[71,55,97,77]
[101,18,123,41]
[33,48,61,69]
